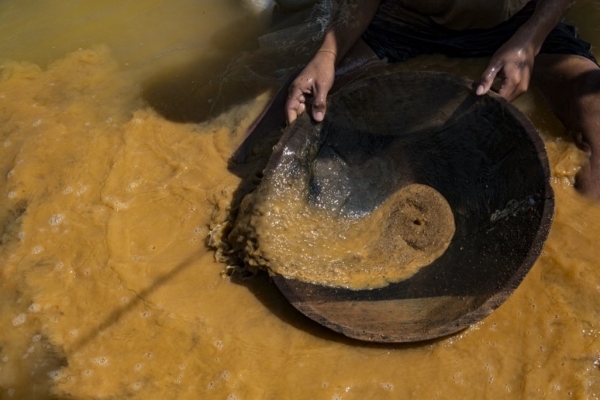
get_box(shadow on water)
[228,271,444,350]
[142,13,275,124]
[70,253,202,353]
[142,6,320,124]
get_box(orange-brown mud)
[0,1,600,399]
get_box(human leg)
[533,53,600,198]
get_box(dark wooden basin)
[260,71,554,342]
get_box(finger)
[286,85,306,124]
[286,106,298,125]
[286,96,304,124]
[498,78,518,101]
[311,83,330,122]
[498,65,529,101]
[286,98,304,125]
[499,81,528,101]
[476,62,501,96]
[297,102,306,116]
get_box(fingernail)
[315,112,324,121]
[476,85,485,96]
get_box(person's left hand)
[476,32,536,101]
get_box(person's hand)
[476,33,536,101]
[286,51,336,124]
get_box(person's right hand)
[286,50,336,124]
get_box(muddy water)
[0,1,600,399]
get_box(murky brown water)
[1,1,600,399]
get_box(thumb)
[476,63,500,96]
[311,83,330,122]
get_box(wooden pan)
[245,71,555,343]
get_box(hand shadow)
[142,7,321,124]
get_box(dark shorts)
[362,1,597,64]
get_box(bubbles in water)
[7,191,15,199]
[6,169,14,178]
[214,341,223,350]
[12,313,26,326]
[69,329,79,337]
[83,369,93,377]
[452,370,465,385]
[133,118,143,124]
[332,395,342,400]
[3,140,10,147]
[49,214,65,226]
[63,187,73,194]
[32,246,44,254]
[115,200,130,210]
[221,370,230,381]
[32,119,42,127]
[32,334,42,342]
[227,394,238,400]
[144,352,153,358]
[207,382,215,390]
[55,262,64,270]
[322,382,329,388]
[380,382,394,391]
[47,370,62,380]
[91,357,109,366]
[28,303,40,313]
[76,186,88,196]
[131,383,141,391]
[134,363,144,371]
[141,311,150,318]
